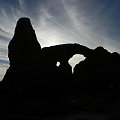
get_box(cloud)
[0,0,120,80]
[32,0,120,52]
[0,63,9,81]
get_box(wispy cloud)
[0,0,120,80]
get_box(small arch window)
[56,61,60,67]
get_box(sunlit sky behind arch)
[0,0,120,80]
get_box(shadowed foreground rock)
[1,17,120,119]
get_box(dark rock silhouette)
[2,18,92,98]
[73,46,120,112]
[0,17,120,119]
[8,18,41,66]
[73,46,120,90]
[2,18,42,97]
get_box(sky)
[0,0,120,80]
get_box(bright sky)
[0,0,120,80]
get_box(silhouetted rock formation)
[2,18,92,97]
[1,17,120,118]
[73,46,120,109]
[73,46,120,90]
[9,18,41,66]
[2,18,42,97]
[41,43,92,83]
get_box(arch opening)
[68,54,86,73]
[56,61,60,67]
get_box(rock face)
[73,46,120,91]
[2,17,93,96]
[3,18,42,96]
[1,17,120,116]
[8,18,41,66]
